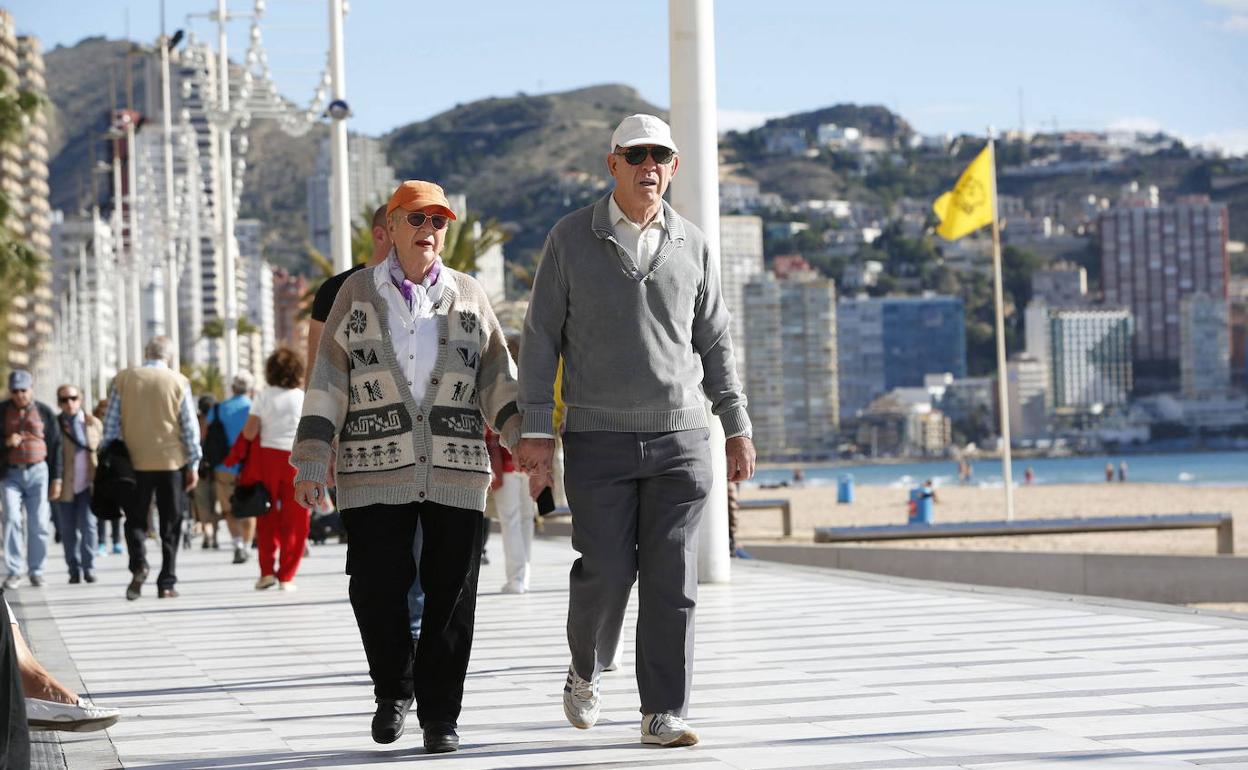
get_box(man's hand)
[183,466,199,493]
[296,480,328,511]
[5,433,21,449]
[528,471,553,500]
[726,436,756,482]
[515,438,555,478]
[48,480,62,502]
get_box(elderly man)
[53,384,101,584]
[0,371,62,590]
[208,372,254,564]
[102,336,201,600]
[517,114,756,748]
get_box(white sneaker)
[254,575,277,590]
[641,713,699,747]
[27,697,120,732]
[500,582,526,594]
[562,665,600,729]
[278,582,298,592]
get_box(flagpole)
[987,128,1016,521]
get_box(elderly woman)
[292,180,521,755]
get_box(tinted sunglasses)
[405,212,450,230]
[58,395,79,403]
[615,145,675,166]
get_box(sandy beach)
[738,482,1248,556]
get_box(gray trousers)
[563,428,711,717]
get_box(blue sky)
[11,0,1248,152]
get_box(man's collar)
[143,359,169,369]
[608,194,666,232]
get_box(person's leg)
[497,472,528,592]
[562,431,641,681]
[0,603,29,767]
[123,472,158,578]
[255,507,278,577]
[23,464,52,580]
[406,520,423,640]
[274,461,309,583]
[412,503,481,728]
[343,503,420,701]
[634,429,711,718]
[151,470,183,591]
[0,474,23,580]
[54,500,79,579]
[77,491,97,576]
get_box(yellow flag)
[932,145,995,240]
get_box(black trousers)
[123,470,185,590]
[342,501,482,727]
[0,592,29,769]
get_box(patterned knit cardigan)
[291,265,521,512]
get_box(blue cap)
[8,370,31,391]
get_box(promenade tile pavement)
[10,532,1248,769]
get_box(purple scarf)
[387,252,442,310]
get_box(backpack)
[202,405,231,468]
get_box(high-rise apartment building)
[743,272,838,457]
[272,268,308,353]
[719,215,764,369]
[307,134,398,258]
[1100,189,1229,387]
[1006,353,1048,442]
[1031,263,1087,305]
[1180,293,1231,396]
[49,209,120,404]
[0,12,53,381]
[837,295,966,419]
[1025,302,1133,411]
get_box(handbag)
[230,481,271,519]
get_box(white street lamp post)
[217,0,239,382]
[328,0,352,272]
[669,0,730,584]
[160,23,180,369]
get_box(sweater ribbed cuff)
[718,406,752,440]
[292,460,328,487]
[521,409,554,436]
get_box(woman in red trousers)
[241,347,309,591]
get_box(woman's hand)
[295,480,328,510]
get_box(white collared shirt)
[373,259,444,405]
[608,194,666,274]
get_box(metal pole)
[669,0,730,584]
[111,135,129,371]
[160,15,180,369]
[125,116,143,363]
[987,133,1016,521]
[91,207,107,397]
[328,0,352,272]
[218,0,239,381]
[185,124,204,370]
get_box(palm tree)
[441,213,510,273]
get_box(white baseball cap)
[610,114,679,154]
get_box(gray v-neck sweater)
[518,194,750,437]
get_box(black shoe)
[370,697,412,745]
[232,547,248,564]
[201,538,211,550]
[68,572,80,584]
[126,567,149,601]
[83,570,96,583]
[157,587,179,599]
[422,722,459,754]
[28,575,43,587]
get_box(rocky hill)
[42,38,1247,277]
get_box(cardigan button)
[431,377,439,385]
[418,491,425,499]
[416,415,423,422]
[418,456,426,463]
[439,338,446,345]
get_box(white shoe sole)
[642,728,699,747]
[29,714,120,733]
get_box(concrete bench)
[815,513,1235,555]
[740,498,793,537]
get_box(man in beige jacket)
[53,384,101,584]
[101,336,201,600]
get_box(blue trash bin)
[837,473,855,504]
[909,487,934,525]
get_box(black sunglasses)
[404,212,450,231]
[615,145,675,166]
[58,395,79,403]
